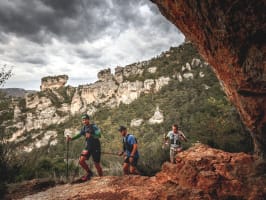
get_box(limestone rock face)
[114,66,124,83]
[155,76,170,91]
[130,118,143,127]
[70,89,84,115]
[97,68,113,82]
[117,81,143,105]
[143,79,155,93]
[151,0,266,157]
[25,107,63,132]
[23,131,58,152]
[147,66,157,73]
[79,80,118,106]
[191,58,201,67]
[35,131,57,148]
[114,61,149,83]
[40,75,68,91]
[5,45,207,151]
[13,104,22,120]
[6,62,173,145]
[183,72,193,80]
[148,106,164,124]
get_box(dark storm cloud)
[5,48,47,65]
[2,0,184,91]
[0,0,106,43]
[0,0,170,44]
[20,57,47,65]
[75,49,102,60]
[0,33,9,44]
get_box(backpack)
[169,132,181,146]
[92,124,101,138]
[123,134,137,152]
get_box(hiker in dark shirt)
[67,114,103,181]
[118,126,139,175]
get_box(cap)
[118,125,127,132]
[81,114,90,120]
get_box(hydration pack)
[92,124,101,138]
[123,134,137,152]
[170,132,181,146]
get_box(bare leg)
[129,166,139,175]
[170,149,176,164]
[94,162,103,176]
[79,155,90,174]
[123,163,129,175]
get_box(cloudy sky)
[0,0,184,90]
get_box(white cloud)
[1,0,185,90]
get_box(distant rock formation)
[97,68,113,82]
[130,118,143,127]
[40,75,68,91]
[148,106,164,124]
[4,44,210,152]
[0,88,36,98]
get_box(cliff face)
[151,0,266,157]
[12,144,265,200]
[6,46,209,151]
[71,65,170,114]
[6,44,214,153]
[41,75,68,91]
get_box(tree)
[0,65,12,86]
[0,65,12,198]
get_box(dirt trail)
[6,144,266,200]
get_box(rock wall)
[151,0,266,158]
[40,75,68,91]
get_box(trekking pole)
[101,151,120,156]
[66,138,69,182]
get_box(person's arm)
[118,137,125,156]
[165,132,170,144]
[179,131,187,142]
[85,132,91,139]
[129,143,137,164]
[130,144,138,157]
[128,135,138,158]
[70,132,82,141]
[119,143,125,156]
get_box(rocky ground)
[5,144,266,200]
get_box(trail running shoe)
[80,171,93,181]
[88,170,93,177]
[81,174,90,181]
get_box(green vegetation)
[38,87,75,108]
[0,65,12,86]
[0,66,13,198]
[0,43,253,187]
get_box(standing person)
[118,126,139,175]
[67,114,103,181]
[165,124,187,164]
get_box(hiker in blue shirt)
[67,114,103,181]
[118,126,139,175]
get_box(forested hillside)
[0,42,252,186]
